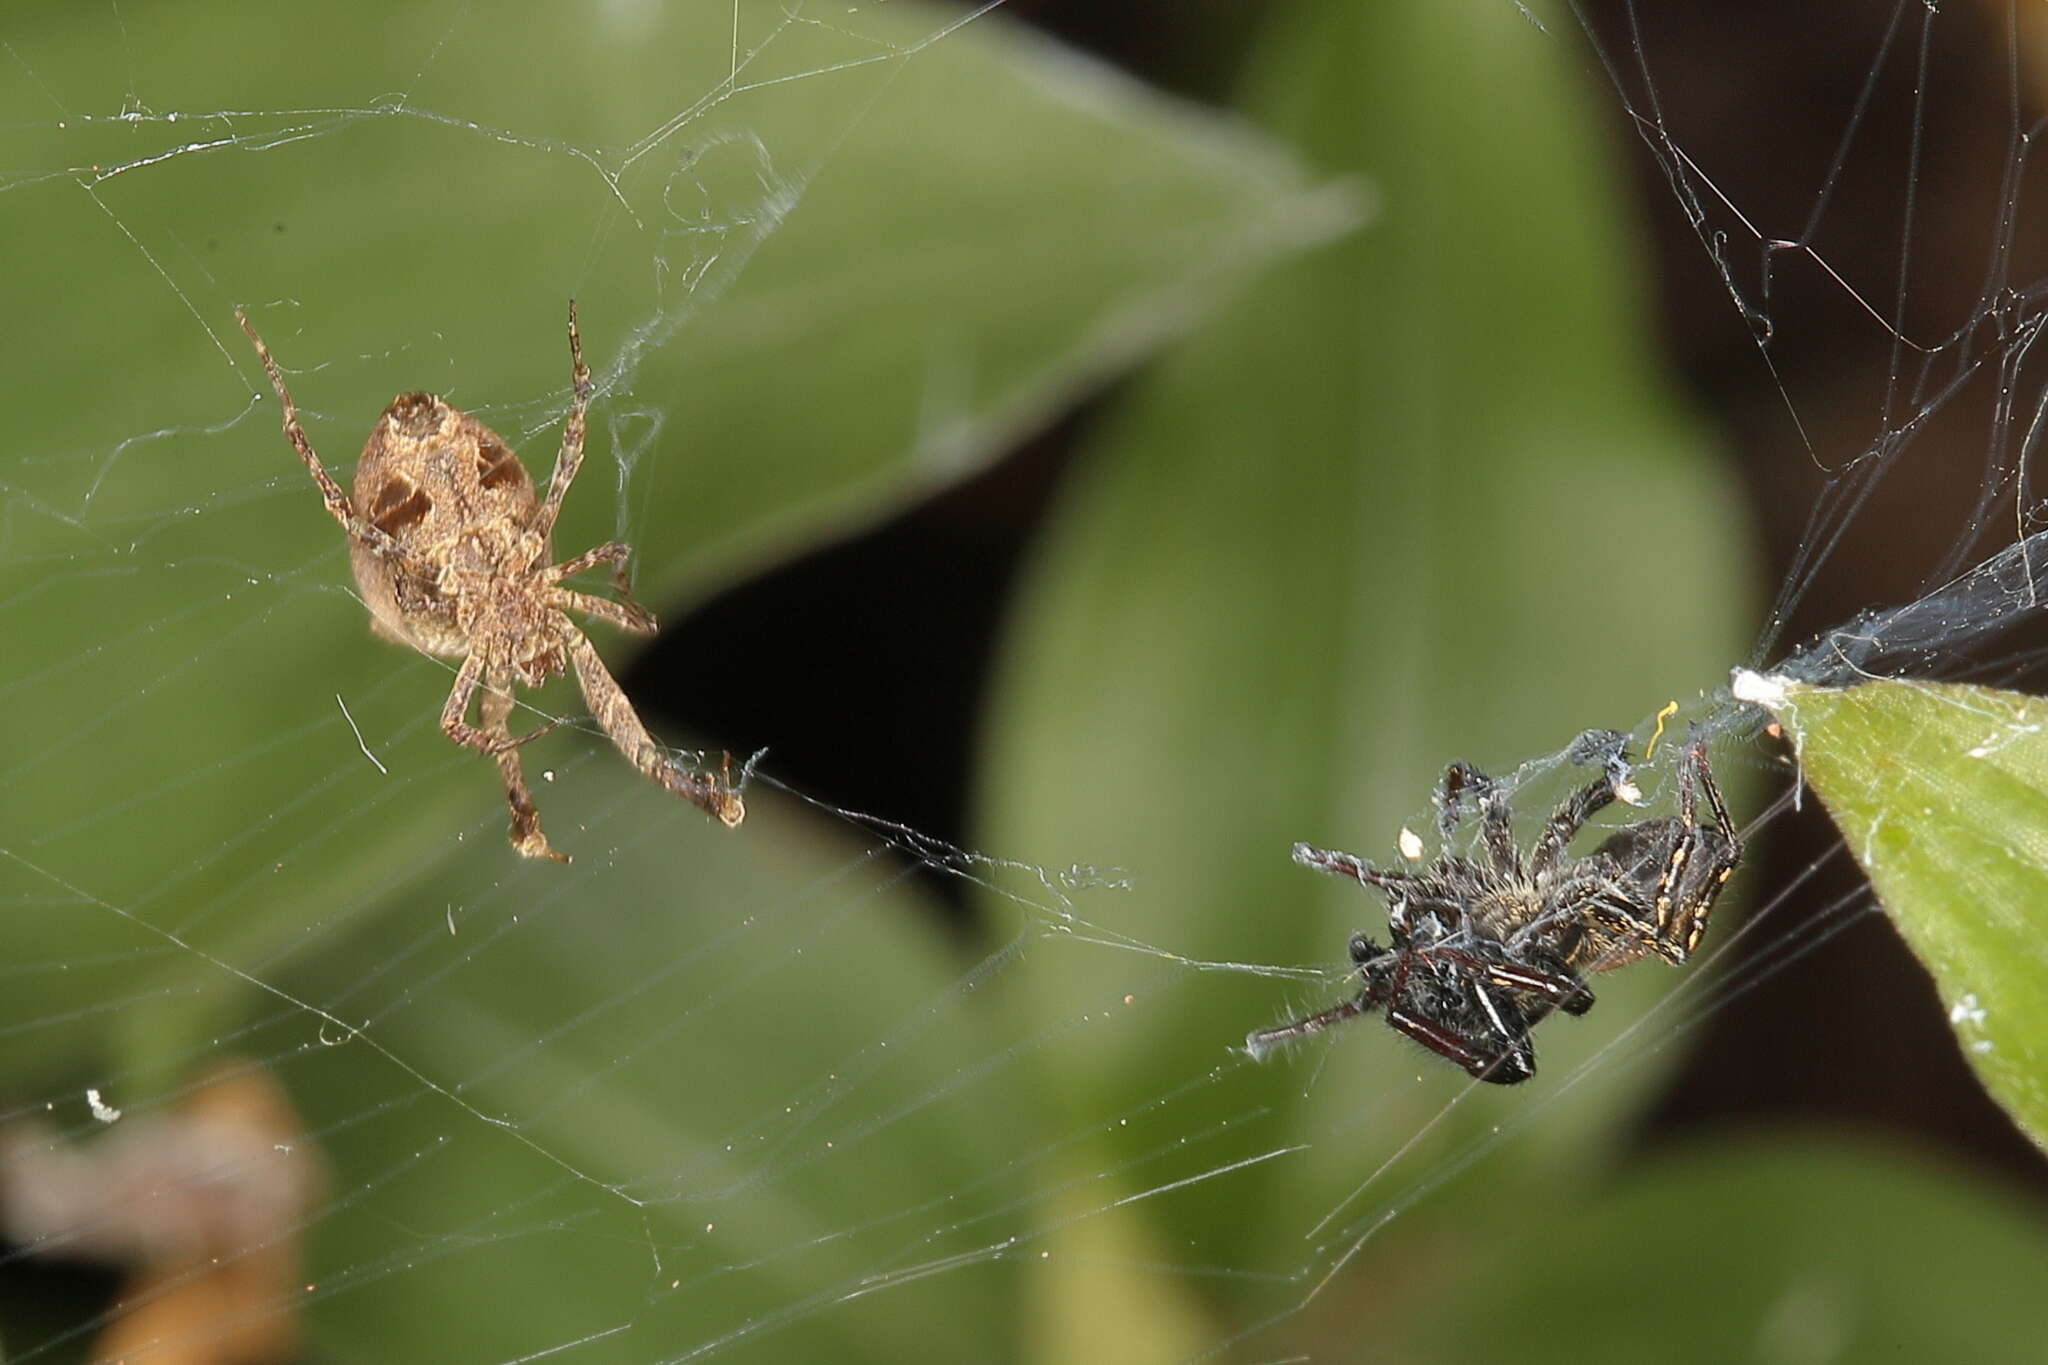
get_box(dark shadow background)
[634,0,2048,1198]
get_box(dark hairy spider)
[1245,730,1739,1084]
[236,302,745,862]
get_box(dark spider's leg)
[1655,735,1741,957]
[1382,943,1534,1081]
[1564,726,1631,769]
[1246,934,1398,1060]
[1243,996,1375,1060]
[1431,947,1594,1017]
[478,667,569,864]
[1528,778,1621,880]
[235,309,435,580]
[1464,977,1541,1080]
[534,299,593,544]
[1436,760,1475,829]
[1386,1003,1535,1084]
[1576,892,1686,966]
[1649,739,1703,944]
[1519,939,1596,1015]
[1291,842,1425,894]
[1687,732,1737,835]
[1436,761,1519,875]
[566,632,745,827]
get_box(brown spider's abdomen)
[349,538,465,655]
[1468,888,1540,940]
[346,392,546,658]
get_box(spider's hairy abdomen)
[1463,884,1545,941]
[1399,857,1540,942]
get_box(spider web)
[2,1,2047,1361]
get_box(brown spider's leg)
[1243,996,1375,1061]
[437,656,566,862]
[547,543,656,633]
[533,299,593,545]
[235,310,431,574]
[565,632,744,828]
[549,540,630,584]
[1290,842,1424,893]
[437,653,492,751]
[478,668,570,864]
[552,588,657,637]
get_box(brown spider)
[235,302,744,862]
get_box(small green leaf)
[1751,676,2048,1151]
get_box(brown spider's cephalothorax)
[1246,731,1740,1083]
[236,302,744,862]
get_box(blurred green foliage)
[1,0,2044,1362]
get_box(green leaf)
[270,769,1040,1364]
[0,5,1345,1357]
[1741,676,2048,1152]
[976,0,1752,1321]
[1413,1137,2048,1364]
[0,0,1345,1092]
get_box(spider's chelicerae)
[236,302,744,863]
[1246,730,1739,1083]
